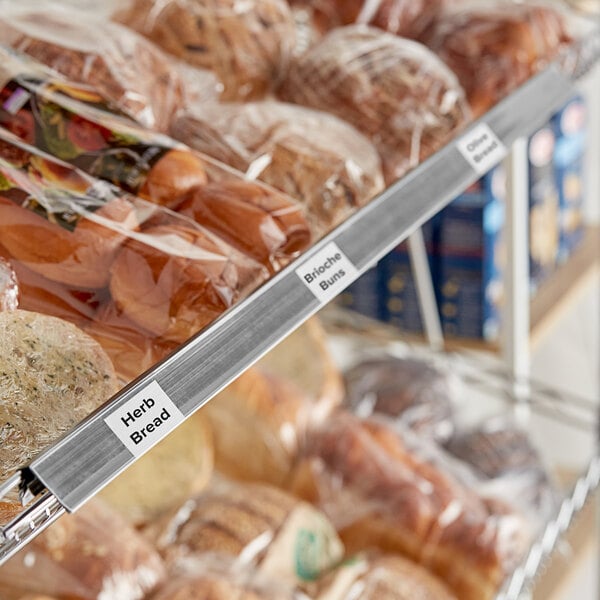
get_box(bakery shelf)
[1,28,599,567]
[322,307,600,600]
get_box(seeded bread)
[0,310,118,482]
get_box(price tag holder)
[456,123,508,175]
[296,241,359,304]
[104,380,185,457]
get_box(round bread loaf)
[100,411,214,526]
[139,149,208,209]
[203,368,310,486]
[115,0,296,101]
[0,310,118,482]
[280,25,470,184]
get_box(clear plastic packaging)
[279,25,471,184]
[171,100,385,239]
[0,500,166,600]
[315,553,458,600]
[0,48,312,271]
[290,411,531,600]
[114,0,296,101]
[0,4,221,131]
[0,129,270,380]
[423,1,572,118]
[145,480,344,587]
[289,0,442,40]
[148,555,309,600]
[0,257,18,311]
[445,416,559,527]
[343,355,458,443]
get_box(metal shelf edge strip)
[25,65,577,513]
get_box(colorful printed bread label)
[0,74,173,195]
[0,131,116,232]
[104,380,186,458]
[296,242,359,304]
[456,123,507,175]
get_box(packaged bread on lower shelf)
[0,499,166,600]
[148,555,309,600]
[144,479,344,588]
[203,318,344,486]
[0,128,274,382]
[289,411,532,600]
[0,48,312,272]
[315,552,458,600]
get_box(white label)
[456,123,507,175]
[104,380,185,457]
[296,242,359,304]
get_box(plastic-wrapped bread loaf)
[0,5,219,131]
[316,553,458,600]
[423,2,572,118]
[146,481,344,586]
[0,309,117,483]
[171,101,385,239]
[280,26,471,184]
[148,556,308,600]
[290,411,530,600]
[0,48,312,271]
[114,0,296,101]
[289,0,442,40]
[0,500,166,599]
[343,355,458,443]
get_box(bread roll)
[203,368,310,486]
[290,412,530,600]
[0,310,118,482]
[100,411,213,526]
[109,223,268,343]
[343,356,457,443]
[147,482,343,586]
[0,257,19,311]
[258,318,344,419]
[175,180,312,270]
[0,7,187,131]
[280,26,470,184]
[115,0,296,101]
[424,3,571,118]
[316,553,457,600]
[290,0,442,40]
[0,193,135,289]
[171,101,384,239]
[0,500,166,599]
